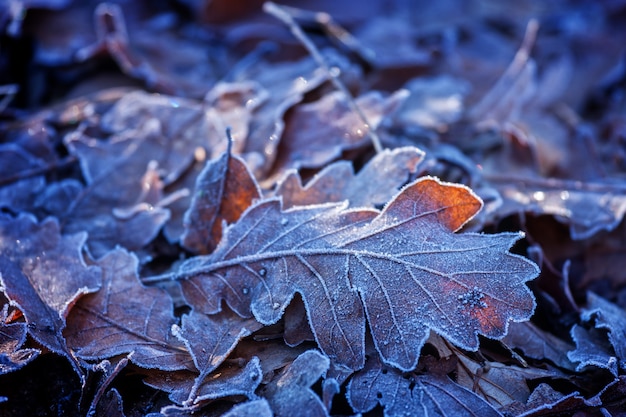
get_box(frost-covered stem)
[263,1,384,153]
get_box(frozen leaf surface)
[0,214,101,376]
[169,176,538,371]
[65,248,193,371]
[275,146,424,209]
[347,353,503,417]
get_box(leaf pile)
[2,0,626,416]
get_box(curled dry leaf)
[454,354,557,408]
[0,214,101,378]
[163,176,538,371]
[65,248,193,371]
[491,177,626,240]
[275,146,424,209]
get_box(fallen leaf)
[347,353,504,417]
[567,324,617,376]
[233,338,311,383]
[0,320,39,375]
[64,127,172,256]
[0,213,101,378]
[513,383,588,417]
[275,146,424,209]
[143,357,262,407]
[260,350,330,417]
[237,55,329,177]
[172,309,262,406]
[571,292,626,373]
[65,248,193,371]
[270,89,407,177]
[490,177,626,240]
[181,143,261,254]
[0,143,47,213]
[165,176,538,371]
[455,354,557,408]
[501,321,576,370]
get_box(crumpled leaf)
[0,214,101,377]
[275,146,424,209]
[347,353,503,417]
[143,357,263,407]
[182,143,261,254]
[271,89,408,176]
[171,309,262,406]
[0,319,39,375]
[65,248,193,371]
[567,324,617,376]
[567,292,626,375]
[167,176,538,371]
[260,350,330,417]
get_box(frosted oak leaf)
[158,176,539,371]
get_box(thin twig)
[470,19,539,120]
[0,156,78,187]
[263,1,384,153]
